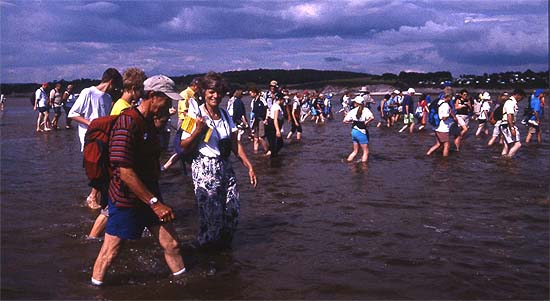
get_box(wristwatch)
[149,197,159,205]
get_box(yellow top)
[178,87,195,120]
[110,98,131,116]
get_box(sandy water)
[1,96,549,299]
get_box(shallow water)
[1,96,549,300]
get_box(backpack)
[521,97,534,124]
[428,100,442,127]
[489,104,503,125]
[83,115,120,194]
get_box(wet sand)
[1,96,549,299]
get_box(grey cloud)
[0,0,548,83]
[324,57,342,62]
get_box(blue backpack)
[428,100,442,127]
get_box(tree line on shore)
[1,68,547,96]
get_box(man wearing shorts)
[34,82,52,132]
[399,88,416,133]
[91,75,186,286]
[500,88,525,158]
[427,94,457,157]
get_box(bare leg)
[163,153,180,170]
[86,188,101,210]
[426,141,441,156]
[501,143,509,156]
[92,233,123,282]
[44,111,52,130]
[36,113,43,131]
[347,143,359,162]
[507,142,522,157]
[89,213,108,238]
[360,144,369,162]
[442,141,450,157]
[149,224,185,273]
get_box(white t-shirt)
[181,105,237,158]
[35,88,48,107]
[68,86,112,151]
[502,97,518,123]
[479,101,491,120]
[227,97,236,117]
[50,89,62,107]
[186,98,199,118]
[344,106,374,133]
[270,102,283,120]
[436,100,453,132]
[292,99,300,111]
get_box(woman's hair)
[199,72,228,96]
[122,67,146,92]
[232,88,243,98]
[248,86,259,95]
[356,102,364,120]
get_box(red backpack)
[83,115,120,189]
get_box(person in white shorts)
[500,88,525,158]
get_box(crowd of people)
[27,67,545,285]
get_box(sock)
[91,277,103,286]
[173,267,186,276]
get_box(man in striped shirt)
[91,75,186,286]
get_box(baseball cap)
[534,88,544,97]
[407,88,415,94]
[144,75,181,101]
[270,80,278,87]
[481,92,490,100]
[352,96,364,104]
[393,89,400,94]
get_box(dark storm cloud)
[0,0,547,82]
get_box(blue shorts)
[106,198,160,240]
[351,128,369,145]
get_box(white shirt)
[186,98,199,118]
[227,97,236,117]
[270,102,283,120]
[292,99,300,111]
[68,86,111,151]
[50,89,62,107]
[436,100,453,132]
[35,88,48,107]
[181,105,236,158]
[344,106,374,133]
[502,96,518,123]
[479,101,491,120]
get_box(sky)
[0,0,548,83]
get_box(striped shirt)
[108,108,161,208]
